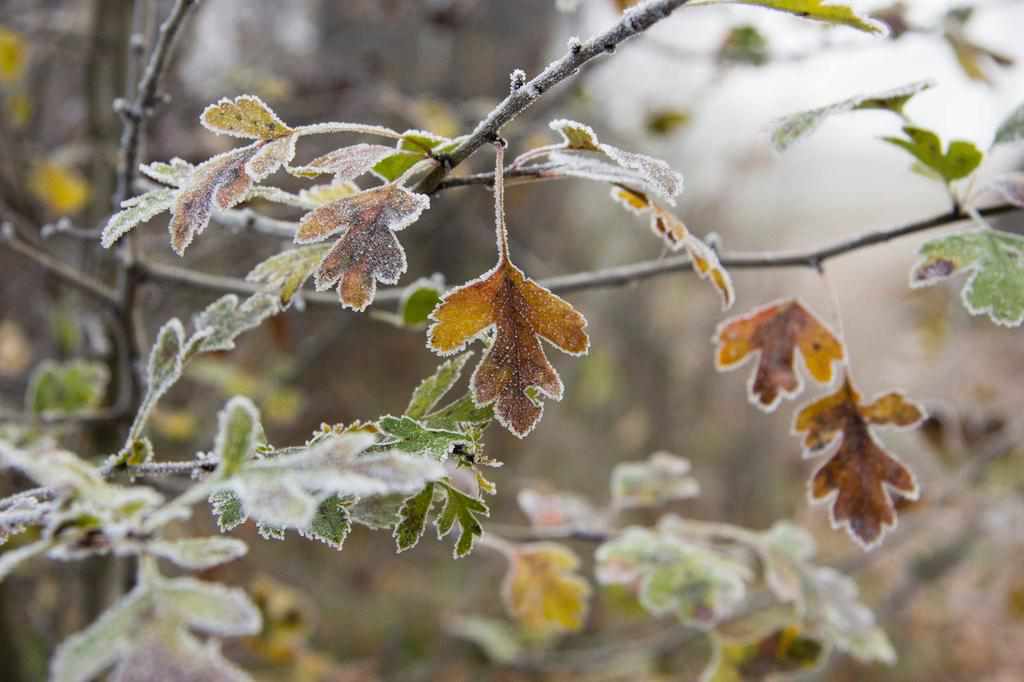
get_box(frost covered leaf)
[156,576,262,637]
[406,352,473,419]
[910,227,1024,327]
[214,397,260,478]
[595,527,749,628]
[701,627,825,682]
[393,482,435,553]
[111,627,250,682]
[693,0,888,35]
[295,184,430,311]
[611,452,700,509]
[51,583,154,682]
[549,119,683,203]
[517,488,599,532]
[139,158,194,187]
[428,259,588,437]
[994,101,1024,147]
[101,189,176,248]
[377,415,471,460]
[758,521,817,606]
[193,293,279,353]
[688,237,735,309]
[289,143,396,181]
[299,181,359,207]
[201,95,293,140]
[148,537,248,570]
[715,299,845,411]
[210,489,247,532]
[246,244,331,306]
[883,126,983,184]
[805,566,895,663]
[794,374,923,549]
[436,481,488,558]
[300,495,351,550]
[502,542,591,636]
[26,359,109,416]
[770,80,932,152]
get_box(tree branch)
[412,0,694,194]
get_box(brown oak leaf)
[715,300,845,411]
[294,184,430,311]
[427,143,588,437]
[793,374,923,549]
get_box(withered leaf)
[793,374,923,549]
[294,184,430,311]
[715,300,845,411]
[427,145,588,437]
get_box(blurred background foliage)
[1,0,1023,680]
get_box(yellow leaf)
[6,90,30,128]
[502,543,591,636]
[30,162,90,215]
[0,27,27,82]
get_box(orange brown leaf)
[294,184,430,311]
[793,375,924,549]
[428,260,588,437]
[715,300,845,411]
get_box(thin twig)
[412,0,694,194]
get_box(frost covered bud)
[510,69,527,93]
[568,36,582,54]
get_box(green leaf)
[139,158,194,187]
[300,494,352,550]
[883,126,983,183]
[246,244,332,306]
[693,0,888,35]
[148,537,248,570]
[405,352,473,419]
[26,359,109,416]
[155,575,262,637]
[192,293,279,353]
[214,397,261,478]
[436,482,488,558]
[210,489,247,532]
[50,583,154,682]
[421,393,494,432]
[393,482,435,552]
[399,276,444,327]
[770,80,933,152]
[994,101,1024,147]
[377,415,471,460]
[911,227,1024,326]
[718,25,769,66]
[100,188,176,249]
[372,131,460,182]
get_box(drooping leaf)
[794,374,923,549]
[910,227,1024,327]
[201,94,293,140]
[393,482,435,553]
[294,184,430,310]
[692,0,888,35]
[436,481,488,558]
[882,126,983,184]
[611,451,700,509]
[376,415,471,460]
[26,359,109,416]
[701,627,825,682]
[246,244,332,306]
[147,537,248,570]
[289,143,396,181]
[501,542,591,636]
[192,293,279,353]
[715,299,845,411]
[100,189,177,248]
[428,260,588,437]
[405,352,473,419]
[993,101,1024,147]
[549,119,683,203]
[595,526,749,628]
[213,397,261,478]
[299,494,352,550]
[770,80,933,152]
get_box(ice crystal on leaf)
[794,374,923,550]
